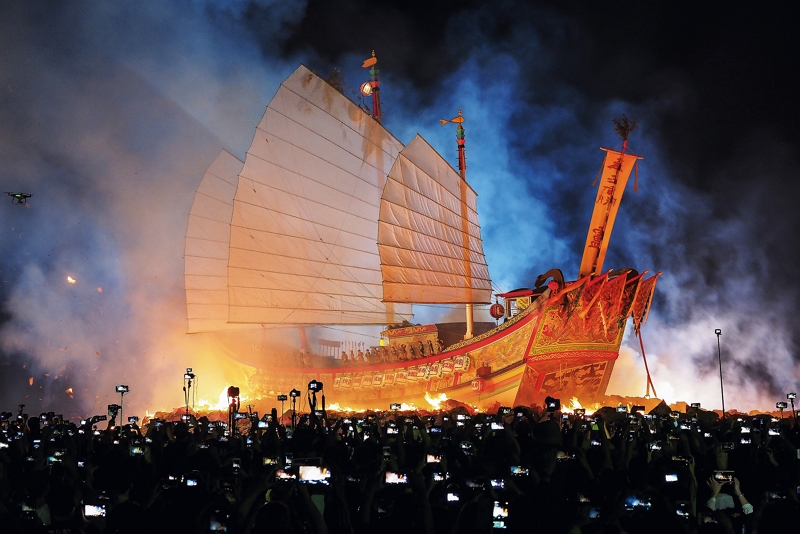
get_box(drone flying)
[5,192,33,205]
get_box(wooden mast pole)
[456,112,473,339]
[362,51,382,122]
[440,109,474,339]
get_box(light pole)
[715,329,725,426]
[788,392,797,421]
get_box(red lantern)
[471,378,485,393]
[489,298,505,320]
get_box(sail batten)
[381,184,482,232]
[380,259,491,281]
[379,204,485,249]
[378,135,492,304]
[243,120,387,206]
[232,186,379,239]
[229,268,385,293]
[228,254,383,281]
[378,239,491,270]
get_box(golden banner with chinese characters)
[579,149,642,278]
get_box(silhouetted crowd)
[1,399,799,534]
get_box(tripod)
[227,387,240,436]
[291,395,297,431]
[289,389,300,432]
[183,369,195,422]
[118,389,128,424]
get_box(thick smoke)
[1,1,798,417]
[0,1,305,417]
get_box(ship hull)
[217,270,656,410]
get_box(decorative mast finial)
[440,109,467,180]
[361,51,382,123]
[612,114,638,150]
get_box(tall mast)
[361,51,382,123]
[441,109,474,339]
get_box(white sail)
[184,150,244,333]
[378,135,492,303]
[227,65,413,325]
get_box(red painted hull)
[217,272,658,410]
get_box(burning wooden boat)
[184,56,659,410]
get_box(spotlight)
[308,380,323,392]
[788,393,797,400]
[115,385,129,393]
[289,389,301,398]
[277,394,288,402]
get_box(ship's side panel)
[235,273,657,409]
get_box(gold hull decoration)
[229,271,658,410]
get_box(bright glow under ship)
[184,57,660,410]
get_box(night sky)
[1,1,799,417]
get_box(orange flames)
[196,387,249,412]
[560,396,601,416]
[424,392,448,410]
